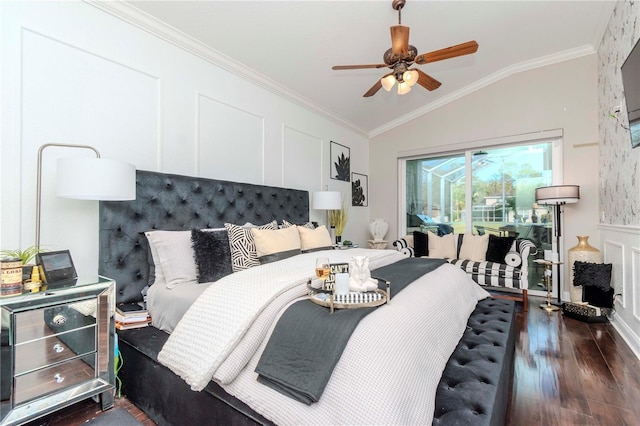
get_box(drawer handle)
[53,373,64,384]
[52,314,67,326]
[53,343,64,353]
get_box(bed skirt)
[116,298,516,426]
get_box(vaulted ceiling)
[122,1,615,137]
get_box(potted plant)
[328,200,349,244]
[0,246,45,282]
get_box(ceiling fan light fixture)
[381,74,396,91]
[403,69,419,87]
[397,81,411,95]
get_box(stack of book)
[115,302,151,330]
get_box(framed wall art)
[351,172,368,207]
[330,141,350,181]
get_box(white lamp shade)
[381,74,396,92]
[56,157,136,200]
[397,81,412,95]
[535,185,580,205]
[403,69,419,87]
[312,191,341,210]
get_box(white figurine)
[348,256,378,292]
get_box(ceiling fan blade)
[415,69,441,91]
[414,40,479,65]
[390,25,410,56]
[332,64,388,70]
[363,79,383,97]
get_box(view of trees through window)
[405,142,554,291]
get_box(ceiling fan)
[332,0,479,97]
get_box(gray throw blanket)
[255,257,446,404]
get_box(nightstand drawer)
[15,327,96,374]
[14,354,96,405]
[15,306,97,344]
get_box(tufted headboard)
[99,170,310,303]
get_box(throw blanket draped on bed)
[255,257,446,404]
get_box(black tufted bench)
[432,298,516,426]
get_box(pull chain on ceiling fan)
[332,0,479,97]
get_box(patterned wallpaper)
[598,0,640,226]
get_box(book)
[116,318,151,330]
[116,302,147,315]
[115,311,150,323]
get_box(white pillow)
[459,233,489,262]
[251,225,302,263]
[427,232,457,259]
[298,225,333,252]
[144,230,198,289]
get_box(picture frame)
[351,172,368,206]
[330,141,350,181]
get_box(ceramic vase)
[369,218,388,242]
[568,236,601,302]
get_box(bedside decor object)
[535,184,580,304]
[567,236,601,302]
[36,250,78,288]
[312,188,341,231]
[328,199,348,245]
[1,257,23,297]
[35,143,136,250]
[369,218,389,242]
[0,246,46,284]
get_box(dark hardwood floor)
[25,295,640,426]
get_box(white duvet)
[158,248,489,425]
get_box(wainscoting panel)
[282,126,323,192]
[600,224,640,359]
[197,93,264,184]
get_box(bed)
[99,170,516,425]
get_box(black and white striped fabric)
[393,236,536,290]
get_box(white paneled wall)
[599,225,640,358]
[0,2,369,278]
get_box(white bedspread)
[159,250,489,425]
[158,248,403,391]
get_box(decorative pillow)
[191,229,233,283]
[145,230,198,288]
[427,232,456,259]
[459,233,489,262]
[574,261,612,291]
[412,231,429,257]
[224,221,278,272]
[298,225,333,252]
[251,225,302,264]
[281,219,315,229]
[486,235,516,263]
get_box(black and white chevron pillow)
[225,221,278,272]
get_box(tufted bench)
[432,298,516,426]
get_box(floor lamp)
[534,185,580,305]
[36,143,136,250]
[312,189,341,242]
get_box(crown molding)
[84,0,368,138]
[370,45,597,138]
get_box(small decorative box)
[562,302,609,323]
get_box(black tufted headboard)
[99,170,310,303]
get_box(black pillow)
[583,285,614,308]
[412,231,429,257]
[574,261,612,291]
[486,235,516,263]
[191,229,233,283]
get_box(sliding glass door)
[403,141,555,293]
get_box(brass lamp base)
[540,303,560,312]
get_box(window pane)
[406,153,464,236]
